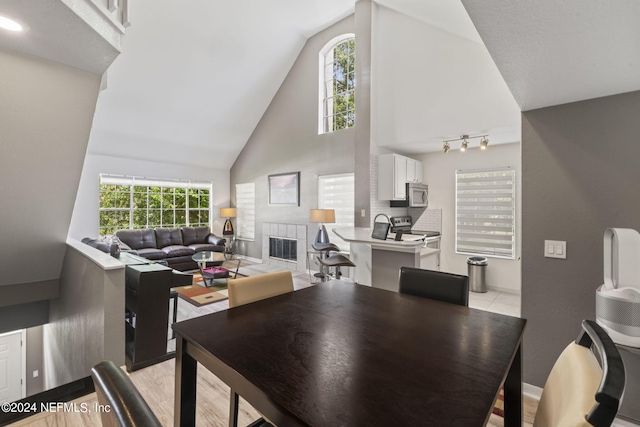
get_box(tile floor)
[469,289,521,317]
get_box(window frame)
[99,174,212,236]
[455,167,516,259]
[318,34,356,135]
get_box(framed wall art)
[268,172,300,206]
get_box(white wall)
[416,142,521,293]
[372,6,520,151]
[69,153,230,239]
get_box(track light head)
[442,141,450,153]
[480,137,489,150]
[460,139,468,152]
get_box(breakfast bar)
[333,227,440,291]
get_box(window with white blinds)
[235,183,255,241]
[318,173,355,251]
[455,167,516,259]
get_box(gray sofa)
[115,226,226,271]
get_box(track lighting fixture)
[442,134,489,153]
[460,137,469,152]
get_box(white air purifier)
[596,228,640,348]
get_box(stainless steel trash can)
[467,256,488,293]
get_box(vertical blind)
[455,167,516,258]
[235,183,255,240]
[318,173,355,251]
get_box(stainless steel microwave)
[390,183,428,208]
[408,183,428,207]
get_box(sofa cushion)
[207,235,226,246]
[82,238,110,253]
[181,226,211,245]
[162,245,195,258]
[136,248,167,260]
[189,243,224,253]
[155,228,184,248]
[116,229,157,250]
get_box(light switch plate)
[545,240,566,259]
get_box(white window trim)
[318,33,355,135]
[99,174,212,234]
[455,167,516,259]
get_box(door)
[0,331,23,403]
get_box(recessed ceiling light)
[0,16,23,32]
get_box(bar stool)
[312,242,355,282]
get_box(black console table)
[122,253,192,371]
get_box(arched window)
[319,34,355,134]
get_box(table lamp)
[309,209,336,245]
[220,208,236,236]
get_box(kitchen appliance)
[372,213,391,240]
[596,228,640,348]
[390,183,428,208]
[389,216,440,241]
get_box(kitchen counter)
[333,227,435,253]
[333,227,440,291]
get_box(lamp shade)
[309,209,335,224]
[220,208,236,218]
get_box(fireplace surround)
[262,223,307,273]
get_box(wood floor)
[8,355,538,426]
[10,259,538,426]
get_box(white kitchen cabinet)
[393,155,407,199]
[378,153,423,200]
[406,158,423,183]
[415,160,423,183]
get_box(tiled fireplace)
[262,223,307,273]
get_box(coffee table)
[191,251,240,287]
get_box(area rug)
[174,273,230,307]
[492,387,504,417]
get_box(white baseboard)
[523,383,638,426]
[237,255,262,263]
[488,286,521,295]
[613,418,640,427]
[523,382,542,400]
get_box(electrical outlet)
[33,370,38,378]
[544,240,566,259]
[361,209,366,217]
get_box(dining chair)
[398,266,469,306]
[228,270,294,308]
[227,271,293,427]
[533,319,625,427]
[91,360,162,427]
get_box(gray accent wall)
[231,16,357,259]
[44,242,125,389]
[0,46,101,305]
[25,326,44,396]
[522,90,640,386]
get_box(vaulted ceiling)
[3,0,640,165]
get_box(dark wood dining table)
[173,280,526,427]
